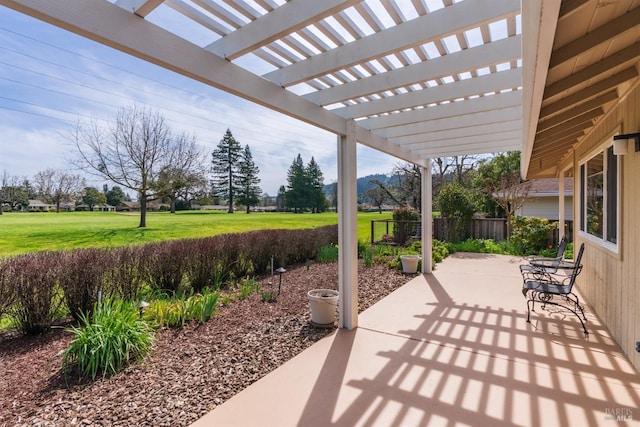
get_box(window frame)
[578,139,620,254]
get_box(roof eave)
[521,0,562,179]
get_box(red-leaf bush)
[142,240,189,293]
[9,252,66,334]
[58,248,112,322]
[105,246,147,302]
[0,260,15,321]
[0,225,339,334]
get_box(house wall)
[518,196,574,220]
[572,82,640,372]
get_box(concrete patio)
[192,253,640,427]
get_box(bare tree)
[364,185,388,213]
[487,175,531,238]
[432,157,454,196]
[0,172,31,213]
[453,154,479,185]
[33,169,85,213]
[71,105,195,227]
[393,162,421,209]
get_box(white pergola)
[1,0,552,329]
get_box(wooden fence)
[371,218,573,244]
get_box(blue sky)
[0,6,400,195]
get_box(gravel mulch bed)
[0,260,411,427]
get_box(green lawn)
[0,210,393,257]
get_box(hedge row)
[0,225,338,335]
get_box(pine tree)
[285,154,307,213]
[211,129,242,213]
[306,157,327,213]
[236,145,262,213]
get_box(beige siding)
[518,196,574,220]
[572,82,640,372]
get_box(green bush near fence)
[510,216,558,255]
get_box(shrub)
[317,244,339,263]
[107,246,146,302]
[58,248,111,322]
[143,241,188,293]
[510,216,557,255]
[392,206,420,245]
[432,239,449,264]
[436,182,476,242]
[63,298,153,380]
[0,260,16,321]
[10,252,65,334]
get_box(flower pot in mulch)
[307,289,339,327]
[400,254,421,274]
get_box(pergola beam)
[304,35,521,106]
[377,107,522,138]
[360,91,522,130]
[394,121,521,145]
[333,69,522,120]
[115,0,164,17]
[417,140,520,157]
[402,131,521,150]
[264,0,520,87]
[206,0,359,60]
[0,0,428,166]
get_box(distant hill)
[323,174,398,199]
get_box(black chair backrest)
[567,243,585,289]
[556,236,568,258]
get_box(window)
[579,146,618,247]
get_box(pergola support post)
[338,120,358,329]
[421,159,432,274]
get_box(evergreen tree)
[306,157,327,212]
[285,154,308,212]
[211,129,242,213]
[236,145,262,213]
[105,186,127,207]
[82,187,106,210]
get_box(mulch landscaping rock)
[0,260,410,427]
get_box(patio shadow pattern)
[193,253,640,426]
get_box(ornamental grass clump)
[63,299,153,381]
[143,288,220,328]
[317,244,339,263]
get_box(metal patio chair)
[522,243,587,336]
[519,236,568,276]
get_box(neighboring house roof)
[28,199,52,207]
[526,178,574,197]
